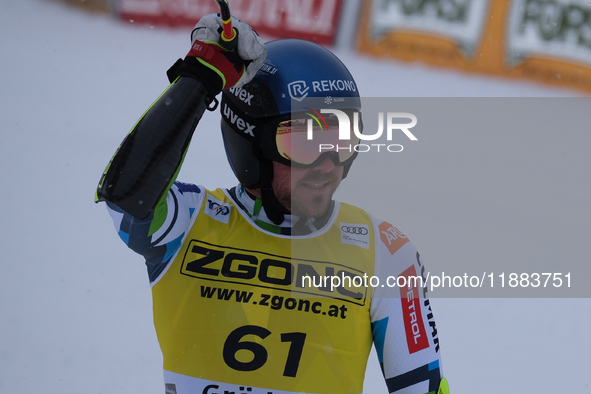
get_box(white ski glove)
[188,13,267,89]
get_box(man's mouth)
[303,181,329,189]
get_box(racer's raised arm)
[95,14,266,219]
[95,14,265,281]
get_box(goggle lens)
[275,112,360,166]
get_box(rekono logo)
[288,80,358,102]
[288,81,310,101]
[307,109,417,153]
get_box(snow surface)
[1,1,590,393]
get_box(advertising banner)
[358,0,591,94]
[505,0,591,91]
[361,0,491,70]
[118,0,342,45]
[49,0,111,13]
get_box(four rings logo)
[340,223,370,249]
[341,225,369,235]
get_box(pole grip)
[216,0,237,50]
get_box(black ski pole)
[215,0,238,50]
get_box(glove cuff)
[167,57,224,97]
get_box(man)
[96,14,448,394]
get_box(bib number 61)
[223,325,306,377]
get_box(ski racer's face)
[271,156,344,218]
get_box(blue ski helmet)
[220,38,362,189]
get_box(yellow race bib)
[152,189,376,394]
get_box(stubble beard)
[273,170,341,219]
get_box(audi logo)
[341,226,368,235]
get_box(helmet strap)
[261,186,290,225]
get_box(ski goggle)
[274,110,362,167]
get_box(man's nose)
[313,153,338,172]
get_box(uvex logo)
[228,86,254,106]
[222,103,256,136]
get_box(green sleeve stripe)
[147,140,190,236]
[148,197,168,237]
[436,378,450,394]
